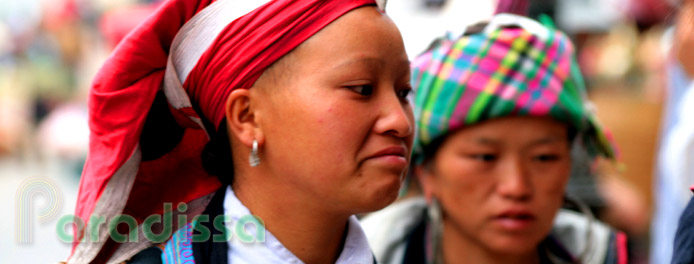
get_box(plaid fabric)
[411,14,617,163]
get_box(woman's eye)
[396,88,412,99]
[469,154,497,162]
[348,85,374,96]
[533,154,561,162]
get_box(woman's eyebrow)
[529,136,564,146]
[331,57,385,71]
[475,137,500,146]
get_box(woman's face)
[419,116,571,255]
[253,7,413,214]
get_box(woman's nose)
[497,158,533,201]
[373,91,414,139]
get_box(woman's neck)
[441,220,540,264]
[232,178,350,264]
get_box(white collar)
[224,186,374,264]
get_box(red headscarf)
[71,0,377,262]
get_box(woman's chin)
[353,177,402,213]
[484,235,545,256]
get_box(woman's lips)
[365,146,408,168]
[492,210,536,231]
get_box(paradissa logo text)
[56,202,265,244]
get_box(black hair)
[201,119,235,185]
[139,90,234,185]
[140,91,185,161]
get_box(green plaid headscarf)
[411,14,618,164]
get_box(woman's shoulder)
[550,209,628,264]
[360,197,428,238]
[360,197,428,264]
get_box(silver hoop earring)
[249,140,260,167]
[427,198,444,264]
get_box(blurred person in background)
[494,0,650,243]
[667,0,694,263]
[69,0,414,263]
[0,0,82,159]
[498,1,653,262]
[652,0,694,262]
[362,13,628,264]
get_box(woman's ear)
[415,164,436,203]
[225,89,264,147]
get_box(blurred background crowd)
[0,0,688,263]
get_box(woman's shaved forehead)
[253,49,297,89]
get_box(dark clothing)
[126,247,163,264]
[673,196,694,264]
[127,187,229,264]
[192,186,230,264]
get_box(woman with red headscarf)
[66,0,413,263]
